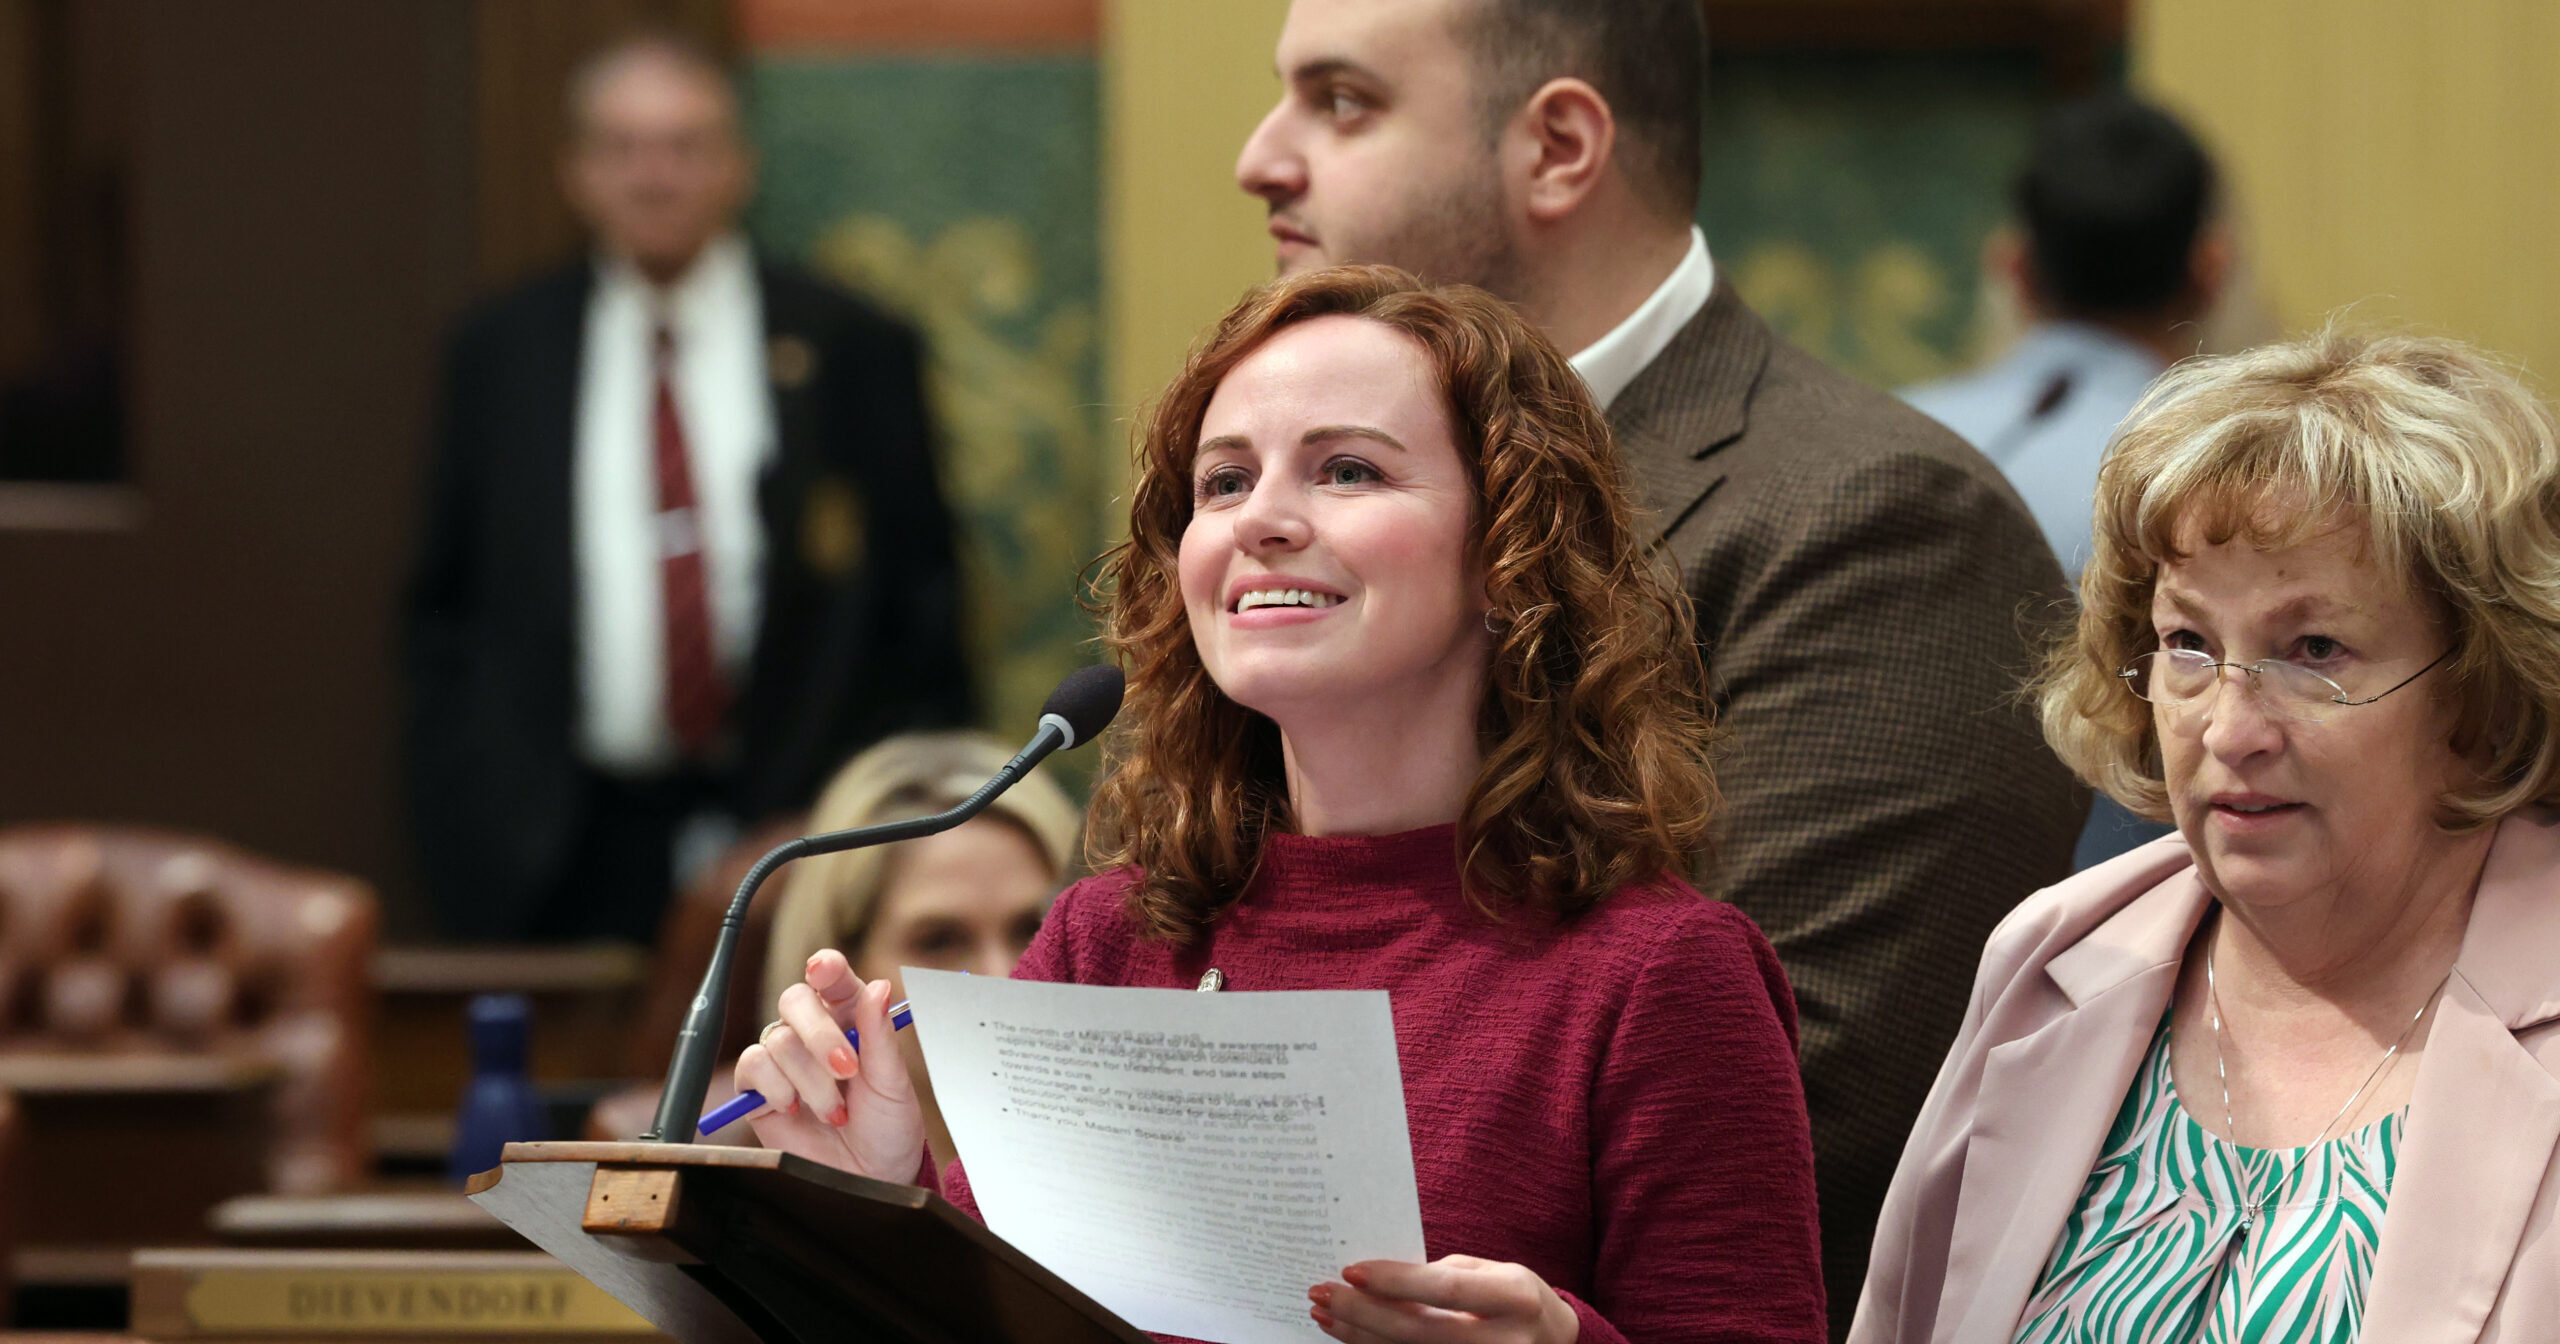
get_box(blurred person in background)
[758,732,1081,1170]
[405,33,971,944]
[1905,92,2227,582]
[1905,91,2226,868]
[590,731,1081,1162]
[1855,329,2560,1342]
[1232,2,2083,1324]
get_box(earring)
[1484,608,1504,634]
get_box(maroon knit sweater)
[939,825,1827,1344]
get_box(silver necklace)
[2204,942,2446,1239]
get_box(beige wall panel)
[1101,0,1292,524]
[2137,0,2560,382]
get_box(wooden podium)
[465,1142,1150,1344]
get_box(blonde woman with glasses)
[1854,329,2560,1343]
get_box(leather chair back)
[584,821,801,1142]
[0,825,376,1192]
[624,818,804,1080]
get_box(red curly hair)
[1090,265,1717,941]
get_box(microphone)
[639,664,1126,1144]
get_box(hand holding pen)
[729,948,929,1183]
[697,998,912,1136]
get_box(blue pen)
[697,999,913,1136]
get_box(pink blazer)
[1851,807,2560,1344]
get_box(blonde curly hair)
[2039,326,2560,828]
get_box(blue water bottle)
[448,993,547,1184]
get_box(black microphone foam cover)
[1041,664,1126,750]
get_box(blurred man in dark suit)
[1234,2,2083,1329]
[406,35,971,943]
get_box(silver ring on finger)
[760,1018,788,1043]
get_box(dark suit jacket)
[404,258,973,940]
[1608,281,2086,1336]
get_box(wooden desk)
[0,1055,278,1096]
[370,946,646,1165]
[208,1194,524,1252]
[0,1052,280,1287]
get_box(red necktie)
[651,323,728,758]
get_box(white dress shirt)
[1568,226,1717,410]
[573,232,776,775]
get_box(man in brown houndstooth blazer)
[1236,0,2086,1330]
[1616,277,2085,1325]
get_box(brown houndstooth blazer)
[1609,279,2086,1338]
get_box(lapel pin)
[767,334,816,389]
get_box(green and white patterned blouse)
[2012,1014,2402,1344]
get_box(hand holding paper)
[1309,1256,1580,1344]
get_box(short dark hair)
[1454,0,1707,221]
[2016,92,2217,318]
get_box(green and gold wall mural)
[746,55,1105,761]
[1699,52,2043,391]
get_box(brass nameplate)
[181,1269,653,1334]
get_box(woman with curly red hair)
[736,266,1826,1344]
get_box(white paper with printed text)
[901,969,1425,1344]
